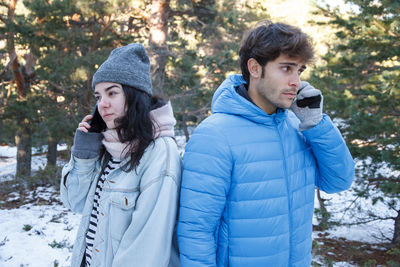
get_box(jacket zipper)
[275,122,293,266]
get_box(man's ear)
[247,58,262,79]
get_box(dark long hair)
[113,85,166,171]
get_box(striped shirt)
[85,158,121,266]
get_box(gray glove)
[290,81,323,131]
[71,129,103,159]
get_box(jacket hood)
[211,74,287,125]
[102,101,176,160]
[150,100,176,138]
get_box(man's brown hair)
[239,20,315,84]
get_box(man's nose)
[289,74,301,89]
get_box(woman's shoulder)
[149,136,179,154]
[135,136,181,187]
[141,136,181,168]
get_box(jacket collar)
[211,74,287,125]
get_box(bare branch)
[368,177,400,184]
[372,20,397,37]
[169,10,194,18]
[47,81,73,92]
[341,216,395,226]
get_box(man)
[177,21,355,267]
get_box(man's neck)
[247,82,276,115]
[236,83,254,104]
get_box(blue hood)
[211,74,287,125]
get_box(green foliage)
[387,247,400,266]
[1,0,272,179]
[22,224,32,231]
[30,165,62,190]
[388,261,400,267]
[1,0,137,156]
[387,247,400,257]
[165,0,269,130]
[363,259,377,267]
[314,207,333,230]
[313,0,400,242]
[48,239,71,249]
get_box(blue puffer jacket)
[177,74,354,267]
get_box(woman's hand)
[77,115,93,133]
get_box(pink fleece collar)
[102,101,176,160]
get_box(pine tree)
[1,0,37,178]
[0,0,138,182]
[313,0,400,244]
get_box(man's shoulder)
[186,114,234,158]
[195,112,245,133]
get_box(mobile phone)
[88,105,107,133]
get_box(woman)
[60,43,181,267]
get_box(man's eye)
[282,66,289,72]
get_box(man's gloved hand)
[290,81,323,131]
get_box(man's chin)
[278,103,292,110]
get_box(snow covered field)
[0,187,80,266]
[0,139,396,267]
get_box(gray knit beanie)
[92,43,152,95]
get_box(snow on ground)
[0,188,81,267]
[0,143,395,266]
[313,189,395,244]
[0,144,68,183]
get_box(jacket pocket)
[109,191,139,254]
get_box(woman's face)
[94,82,126,129]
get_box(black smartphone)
[88,105,107,133]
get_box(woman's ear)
[247,58,262,79]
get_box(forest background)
[0,0,399,266]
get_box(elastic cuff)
[299,115,322,131]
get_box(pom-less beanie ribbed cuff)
[92,43,152,95]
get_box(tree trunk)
[148,0,170,99]
[316,189,330,230]
[392,209,400,245]
[180,98,190,141]
[7,0,31,178]
[182,114,190,142]
[46,135,58,167]
[7,0,36,180]
[15,122,32,178]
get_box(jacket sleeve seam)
[140,173,178,193]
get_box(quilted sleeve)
[177,120,232,267]
[303,115,355,193]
